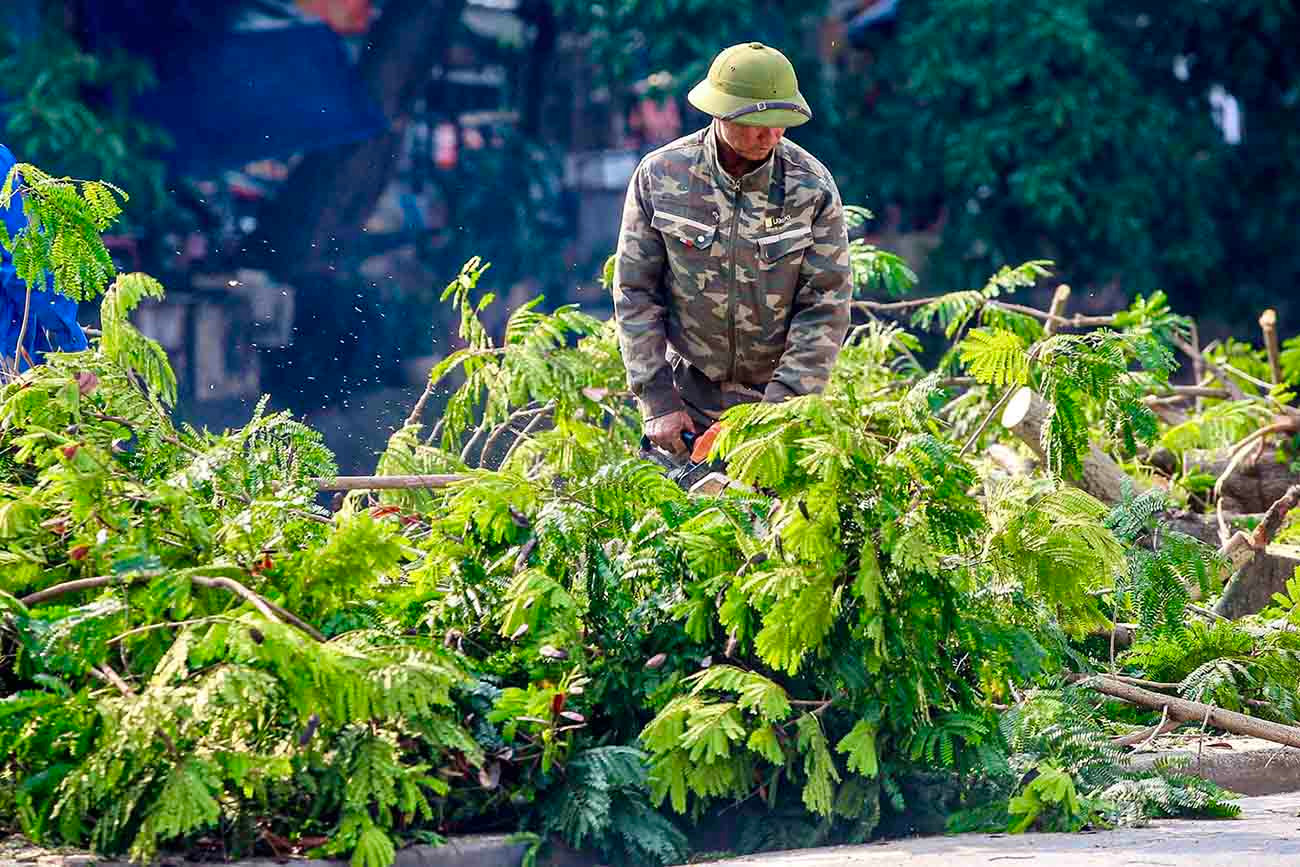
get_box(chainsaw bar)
[639,431,724,490]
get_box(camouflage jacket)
[612,123,851,421]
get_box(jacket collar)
[702,122,775,195]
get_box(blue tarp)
[5,2,389,178]
[129,22,388,177]
[0,145,89,370]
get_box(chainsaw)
[639,423,735,492]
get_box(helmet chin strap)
[720,101,811,122]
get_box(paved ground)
[694,792,1300,866]
[5,791,1298,866]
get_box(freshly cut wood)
[314,474,464,491]
[1000,386,1035,429]
[1164,510,1300,616]
[1261,309,1282,384]
[1003,388,1131,504]
[1073,674,1300,749]
[1213,485,1300,618]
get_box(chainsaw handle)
[640,429,696,452]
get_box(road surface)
[693,792,1300,866]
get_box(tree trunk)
[253,0,464,277]
[1171,449,1300,514]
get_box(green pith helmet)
[687,42,812,128]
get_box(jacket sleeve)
[763,178,852,403]
[612,161,685,420]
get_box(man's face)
[718,120,785,160]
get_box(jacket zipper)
[726,181,742,382]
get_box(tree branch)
[1113,708,1178,748]
[1070,674,1300,748]
[1214,484,1300,617]
[1172,336,1249,402]
[21,574,131,606]
[1042,284,1071,338]
[313,473,463,491]
[12,279,32,372]
[479,402,552,469]
[404,372,438,429]
[22,573,325,642]
[1260,309,1282,384]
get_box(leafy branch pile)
[5,165,1300,867]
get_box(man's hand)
[645,410,696,456]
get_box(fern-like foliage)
[959,328,1031,388]
[416,257,632,460]
[1104,485,1229,636]
[7,159,1286,867]
[992,689,1238,832]
[983,482,1124,634]
[539,746,688,867]
[847,216,918,299]
[97,272,176,406]
[1160,399,1272,454]
[0,162,123,302]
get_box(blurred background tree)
[0,9,175,228]
[834,0,1299,336]
[7,0,1297,337]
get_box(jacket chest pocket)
[754,227,813,334]
[652,210,719,295]
[756,226,813,269]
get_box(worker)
[1,144,88,370]
[612,42,851,456]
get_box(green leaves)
[130,758,221,861]
[0,163,124,302]
[687,666,791,721]
[98,272,176,406]
[836,721,879,778]
[960,327,1031,387]
[985,483,1125,632]
[795,713,841,816]
[541,747,688,866]
[1008,764,1098,834]
[6,147,1285,866]
[420,258,632,458]
[849,240,918,298]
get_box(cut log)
[1187,452,1300,515]
[1003,389,1131,503]
[1213,552,1300,618]
[1072,674,1300,749]
[1161,510,1300,617]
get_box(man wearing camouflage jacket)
[612,41,852,455]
